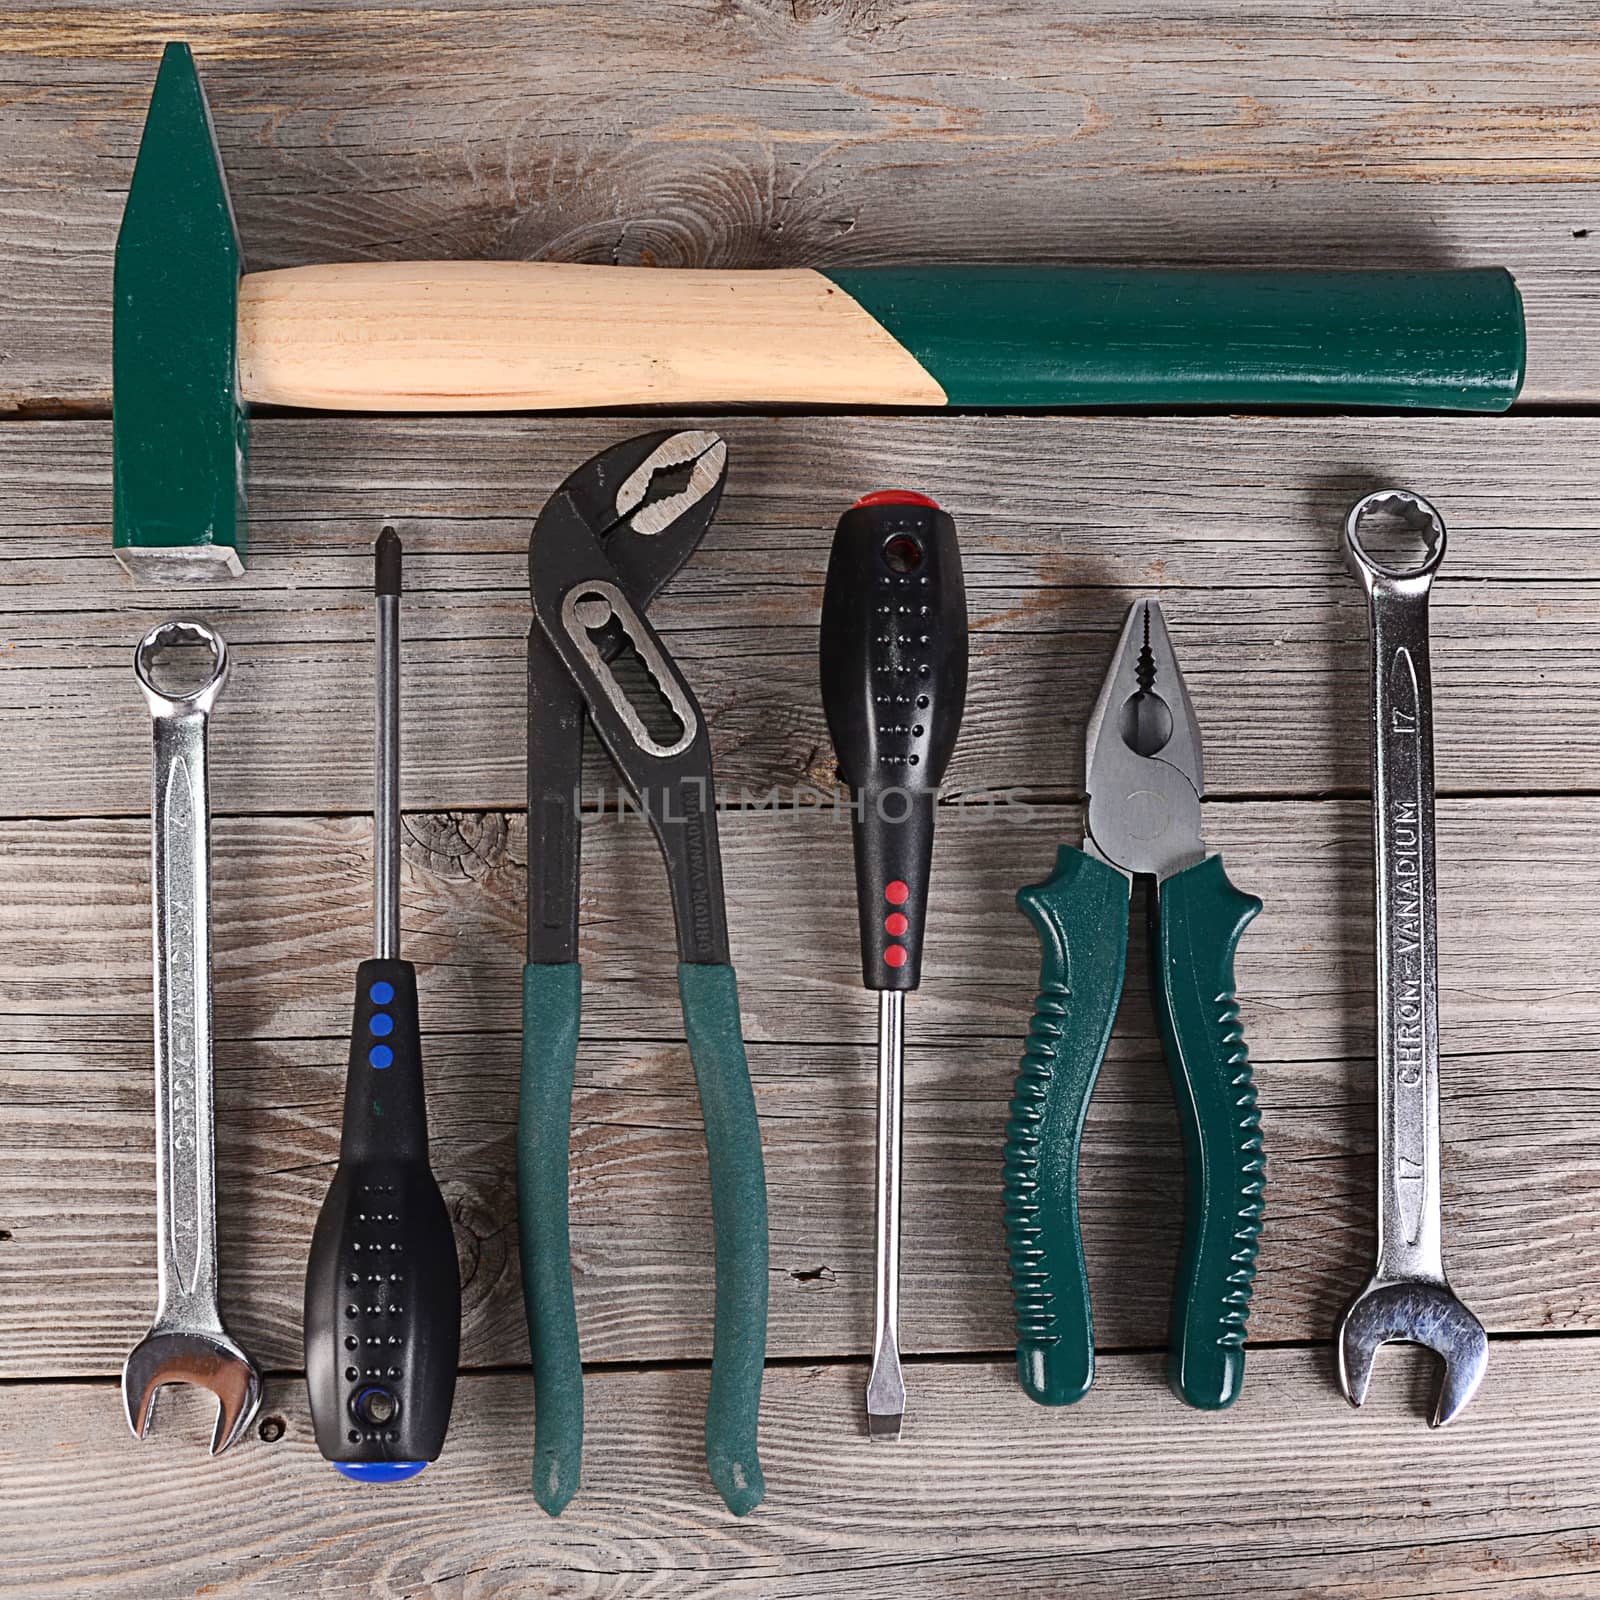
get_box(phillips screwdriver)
[304,529,461,1481]
[820,491,968,1440]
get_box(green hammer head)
[113,43,247,579]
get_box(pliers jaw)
[529,428,727,598]
[1083,598,1208,882]
[613,430,727,537]
[528,429,734,968]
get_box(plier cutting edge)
[520,431,769,1516]
[1004,599,1265,1410]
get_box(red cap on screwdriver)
[851,490,940,511]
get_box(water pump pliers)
[1003,599,1265,1411]
[519,430,769,1517]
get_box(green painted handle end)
[827,266,1525,412]
[1153,856,1265,1410]
[678,963,768,1515]
[518,962,584,1515]
[1005,847,1130,1406]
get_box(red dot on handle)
[884,944,908,968]
[885,880,909,906]
[885,912,909,937]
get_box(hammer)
[114,44,1526,579]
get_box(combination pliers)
[1003,599,1265,1410]
[520,430,768,1516]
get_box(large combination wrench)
[123,620,262,1454]
[1335,492,1488,1427]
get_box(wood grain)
[238,262,947,408]
[7,1344,1600,1598]
[5,6,1600,1590]
[3,800,1595,1376]
[2,1032,1587,1380]
[3,415,1599,818]
[3,800,1594,1057]
[2,3,1600,410]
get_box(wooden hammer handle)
[237,261,1525,413]
[238,262,945,411]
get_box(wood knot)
[405,811,516,882]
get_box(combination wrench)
[1335,492,1488,1427]
[123,620,262,1454]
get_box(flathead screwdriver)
[819,491,968,1439]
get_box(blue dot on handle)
[369,1012,394,1037]
[368,1044,394,1069]
[369,981,395,1005]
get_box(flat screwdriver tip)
[866,1409,904,1442]
[866,1339,906,1442]
[375,526,402,596]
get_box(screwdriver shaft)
[867,988,906,1438]
[374,529,401,963]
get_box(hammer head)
[114,43,247,580]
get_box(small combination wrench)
[1336,493,1489,1428]
[124,620,262,1454]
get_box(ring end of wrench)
[1343,490,1447,591]
[134,618,230,719]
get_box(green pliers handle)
[1153,855,1265,1409]
[518,961,769,1517]
[1003,848,1264,1409]
[1003,849,1130,1406]
[518,963,583,1515]
[677,963,769,1515]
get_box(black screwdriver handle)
[304,958,460,1477]
[335,960,428,1159]
[820,492,969,991]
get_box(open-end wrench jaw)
[122,1327,263,1454]
[1337,1278,1489,1427]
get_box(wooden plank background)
[3,2,1600,410]
[3,4,1600,1597]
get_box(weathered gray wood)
[2,4,1599,408]
[3,800,1594,1375]
[3,12,1600,1587]
[7,1343,1600,1598]
[1,1032,1584,1380]
[3,416,1600,817]
[4,800,1593,1055]
[6,9,1600,1588]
